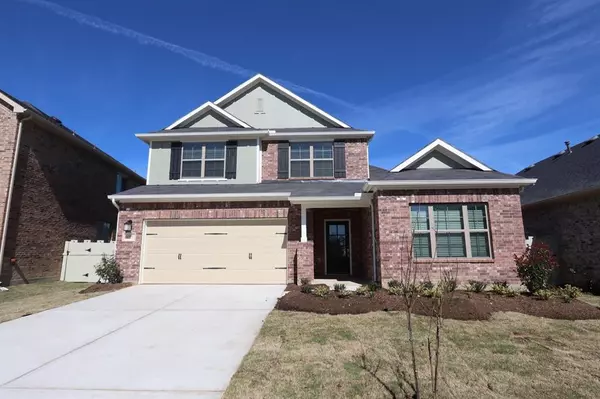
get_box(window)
[290,142,334,178]
[181,142,225,178]
[409,204,491,258]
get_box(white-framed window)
[181,142,226,178]
[290,142,334,178]
[410,203,492,258]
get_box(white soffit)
[391,138,492,172]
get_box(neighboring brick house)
[518,137,600,291]
[110,74,535,286]
[0,89,144,285]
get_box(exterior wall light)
[124,220,133,233]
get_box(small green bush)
[388,285,403,296]
[355,285,370,296]
[366,282,380,292]
[515,242,558,293]
[300,285,313,294]
[300,277,310,286]
[422,287,442,298]
[95,254,123,284]
[466,280,488,293]
[558,285,582,303]
[535,289,553,300]
[333,283,346,292]
[490,281,509,295]
[313,286,330,297]
[337,290,352,298]
[504,288,519,297]
[387,279,401,289]
[440,277,457,293]
[420,280,434,291]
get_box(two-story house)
[109,74,536,286]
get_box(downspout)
[370,200,378,282]
[110,198,120,241]
[0,113,33,279]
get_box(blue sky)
[2,0,600,177]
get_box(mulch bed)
[79,282,132,294]
[276,288,600,321]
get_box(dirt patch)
[79,283,132,294]
[276,290,600,321]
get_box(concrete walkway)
[0,284,284,398]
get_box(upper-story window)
[290,142,334,178]
[410,203,491,259]
[181,142,226,178]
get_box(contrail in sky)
[17,0,360,110]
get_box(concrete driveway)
[0,284,284,398]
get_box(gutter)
[0,112,33,278]
[108,192,292,203]
[363,178,538,191]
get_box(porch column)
[300,204,308,242]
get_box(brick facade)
[374,189,526,286]
[0,105,19,278]
[522,194,600,290]
[260,139,369,181]
[0,114,144,285]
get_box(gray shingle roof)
[368,168,526,181]
[115,180,366,197]
[517,137,600,205]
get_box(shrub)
[439,277,458,293]
[466,280,488,293]
[504,288,519,297]
[387,279,401,289]
[300,285,313,294]
[388,285,403,296]
[300,277,310,286]
[95,255,123,284]
[490,281,509,295]
[420,280,434,291]
[558,284,582,303]
[313,286,330,297]
[367,282,380,292]
[337,290,352,298]
[355,285,370,296]
[535,289,553,300]
[333,283,346,292]
[515,242,558,293]
[422,286,442,298]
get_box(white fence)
[60,240,116,283]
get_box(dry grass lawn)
[580,294,600,308]
[225,308,600,399]
[0,281,106,323]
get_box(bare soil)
[78,282,132,294]
[276,288,600,320]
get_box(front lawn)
[0,281,123,323]
[224,310,600,398]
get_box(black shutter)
[169,142,183,180]
[278,142,289,179]
[225,141,237,179]
[334,141,346,178]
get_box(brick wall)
[116,201,290,282]
[0,120,144,285]
[522,194,600,290]
[374,189,526,286]
[261,139,370,181]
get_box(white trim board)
[363,178,537,191]
[391,139,492,172]
[214,74,351,129]
[166,101,252,130]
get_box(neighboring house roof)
[166,74,351,130]
[165,101,251,130]
[390,138,492,172]
[517,136,600,206]
[0,88,144,182]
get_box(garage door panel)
[141,219,287,284]
[142,269,286,284]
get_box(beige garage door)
[141,219,287,284]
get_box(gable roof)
[214,74,351,128]
[517,136,600,206]
[166,101,251,130]
[390,138,492,172]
